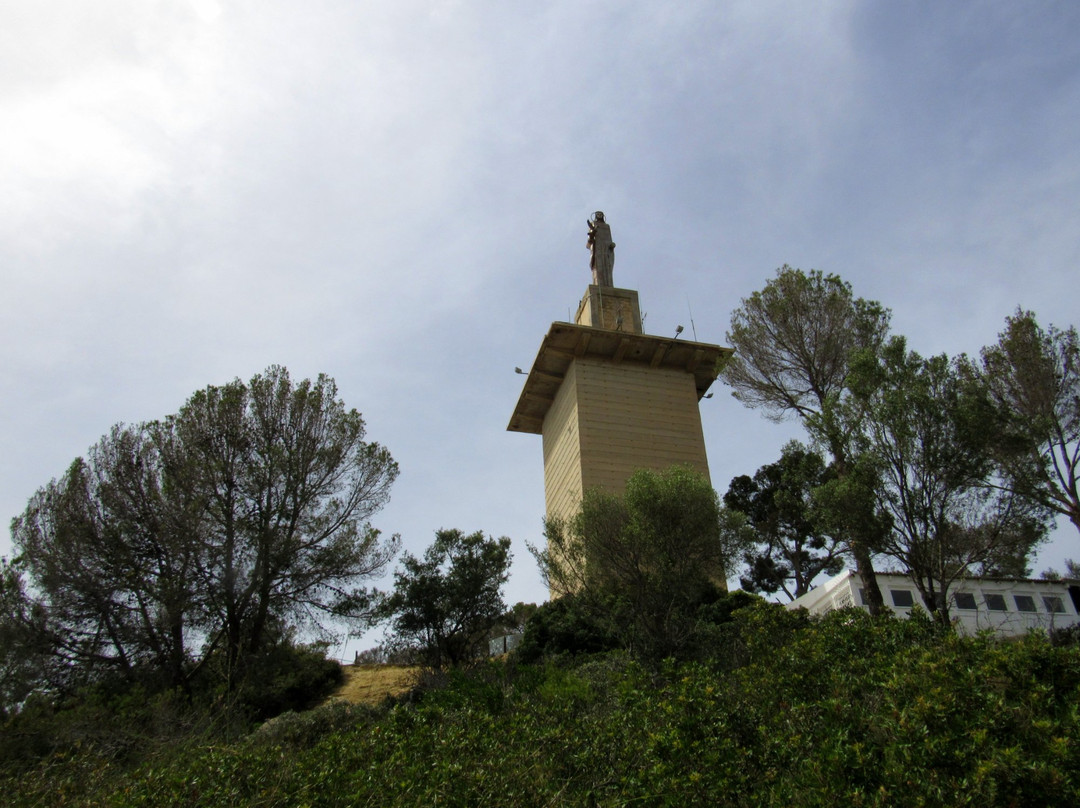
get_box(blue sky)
[3,1,1079,656]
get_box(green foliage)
[517,589,767,666]
[723,265,893,614]
[168,365,400,670]
[0,637,343,776]
[6,365,398,706]
[846,337,1052,620]
[497,600,538,635]
[381,529,512,667]
[723,266,892,425]
[0,679,203,777]
[515,593,621,662]
[0,558,50,718]
[979,309,1080,536]
[8,428,202,693]
[248,700,374,751]
[227,638,344,722]
[6,606,1080,807]
[725,442,845,600]
[534,465,748,661]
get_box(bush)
[515,593,620,662]
[249,700,374,750]
[230,640,344,722]
[517,588,769,666]
[6,608,1080,806]
[0,637,343,781]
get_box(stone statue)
[587,211,615,287]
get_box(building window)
[985,594,1008,611]
[858,588,869,606]
[954,592,977,610]
[1044,596,1066,614]
[891,589,914,608]
[1014,595,1037,613]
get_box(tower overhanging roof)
[507,322,734,434]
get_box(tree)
[168,366,399,683]
[381,530,512,668]
[10,424,203,692]
[1042,559,1080,580]
[979,310,1080,536]
[494,601,537,642]
[723,266,892,613]
[724,443,844,600]
[848,337,1051,623]
[0,559,52,717]
[532,465,749,660]
[8,366,398,695]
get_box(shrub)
[232,640,344,722]
[515,593,620,662]
[249,700,374,750]
[6,606,1080,806]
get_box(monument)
[586,211,615,287]
[508,213,733,537]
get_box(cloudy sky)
[4,1,1079,655]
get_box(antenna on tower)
[687,298,699,341]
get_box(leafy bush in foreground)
[0,636,343,782]
[3,604,1079,806]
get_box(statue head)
[593,211,605,222]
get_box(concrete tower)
[508,213,733,529]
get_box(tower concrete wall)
[541,357,711,527]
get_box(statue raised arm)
[587,211,615,287]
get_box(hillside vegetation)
[328,665,419,707]
[2,601,1079,807]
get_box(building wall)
[542,357,710,527]
[789,570,1080,637]
[577,358,710,491]
[542,362,583,526]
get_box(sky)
[3,1,1080,658]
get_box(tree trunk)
[851,540,885,616]
[830,444,886,617]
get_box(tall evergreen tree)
[724,443,844,600]
[723,266,892,613]
[979,310,1080,537]
[847,338,1051,622]
[8,366,398,695]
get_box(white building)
[787,570,1080,637]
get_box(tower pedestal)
[574,286,643,333]
[509,293,732,528]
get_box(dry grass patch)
[329,665,420,706]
